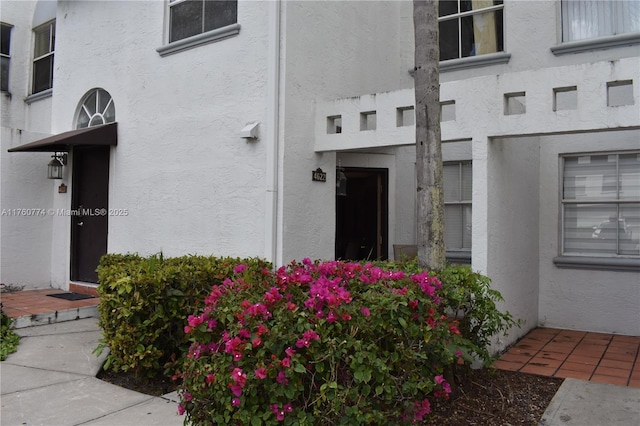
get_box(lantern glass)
[48,156,64,179]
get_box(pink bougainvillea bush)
[177,259,513,425]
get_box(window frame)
[157,0,240,57]
[1,22,12,92]
[551,0,640,55]
[443,160,472,262]
[556,150,640,271]
[32,20,55,94]
[438,0,508,70]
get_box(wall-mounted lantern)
[47,152,67,179]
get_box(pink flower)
[281,357,291,368]
[229,383,243,397]
[360,307,371,317]
[270,403,293,421]
[455,349,463,358]
[285,347,296,357]
[276,370,289,385]
[435,374,452,394]
[183,392,193,402]
[255,367,267,379]
[177,405,185,415]
[232,398,241,407]
[296,329,320,348]
[252,337,262,348]
[205,374,215,384]
[187,314,204,327]
[231,368,247,387]
[234,264,247,274]
[183,325,192,334]
[341,313,352,321]
[412,399,431,421]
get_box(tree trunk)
[413,0,446,271]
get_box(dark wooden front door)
[335,168,388,261]
[70,146,110,283]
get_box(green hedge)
[95,253,271,377]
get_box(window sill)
[25,88,52,104]
[156,23,241,57]
[440,52,511,73]
[551,33,640,56]
[553,256,640,272]
[446,251,471,265]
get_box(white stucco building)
[1,1,638,347]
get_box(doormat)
[47,292,95,301]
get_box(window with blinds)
[562,152,640,257]
[444,161,472,252]
[561,0,640,42]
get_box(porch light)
[47,153,67,179]
[336,165,347,197]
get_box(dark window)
[438,0,504,61]
[169,0,237,43]
[33,21,55,94]
[1,23,12,92]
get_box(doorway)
[70,146,110,283]
[335,168,388,261]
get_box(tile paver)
[495,327,639,387]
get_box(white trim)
[551,33,640,55]
[24,88,52,104]
[156,23,241,57]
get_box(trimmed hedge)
[95,253,271,377]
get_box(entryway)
[335,167,388,261]
[70,145,110,283]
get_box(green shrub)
[95,253,271,378]
[178,259,496,425]
[1,307,20,361]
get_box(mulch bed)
[98,367,563,425]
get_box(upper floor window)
[1,23,12,92]
[444,161,472,255]
[76,88,116,128]
[561,152,640,258]
[562,0,640,42]
[33,20,55,94]
[169,0,237,43]
[439,0,504,61]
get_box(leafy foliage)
[95,253,270,378]
[1,307,20,361]
[177,260,516,425]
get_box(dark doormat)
[47,292,95,301]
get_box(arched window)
[76,88,115,129]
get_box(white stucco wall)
[280,0,414,263]
[41,0,274,285]
[487,137,541,346]
[538,130,640,336]
[1,1,56,289]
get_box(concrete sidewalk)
[1,317,639,425]
[0,318,183,426]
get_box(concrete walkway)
[0,318,183,426]
[1,312,639,425]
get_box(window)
[562,152,640,257]
[444,161,472,255]
[76,89,115,129]
[169,0,237,43]
[1,23,11,92]
[33,21,55,94]
[561,0,640,42]
[439,0,504,61]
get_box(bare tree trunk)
[413,0,445,271]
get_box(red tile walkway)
[1,288,100,319]
[495,327,640,388]
[2,289,639,388]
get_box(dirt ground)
[98,367,563,425]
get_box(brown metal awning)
[8,122,117,152]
